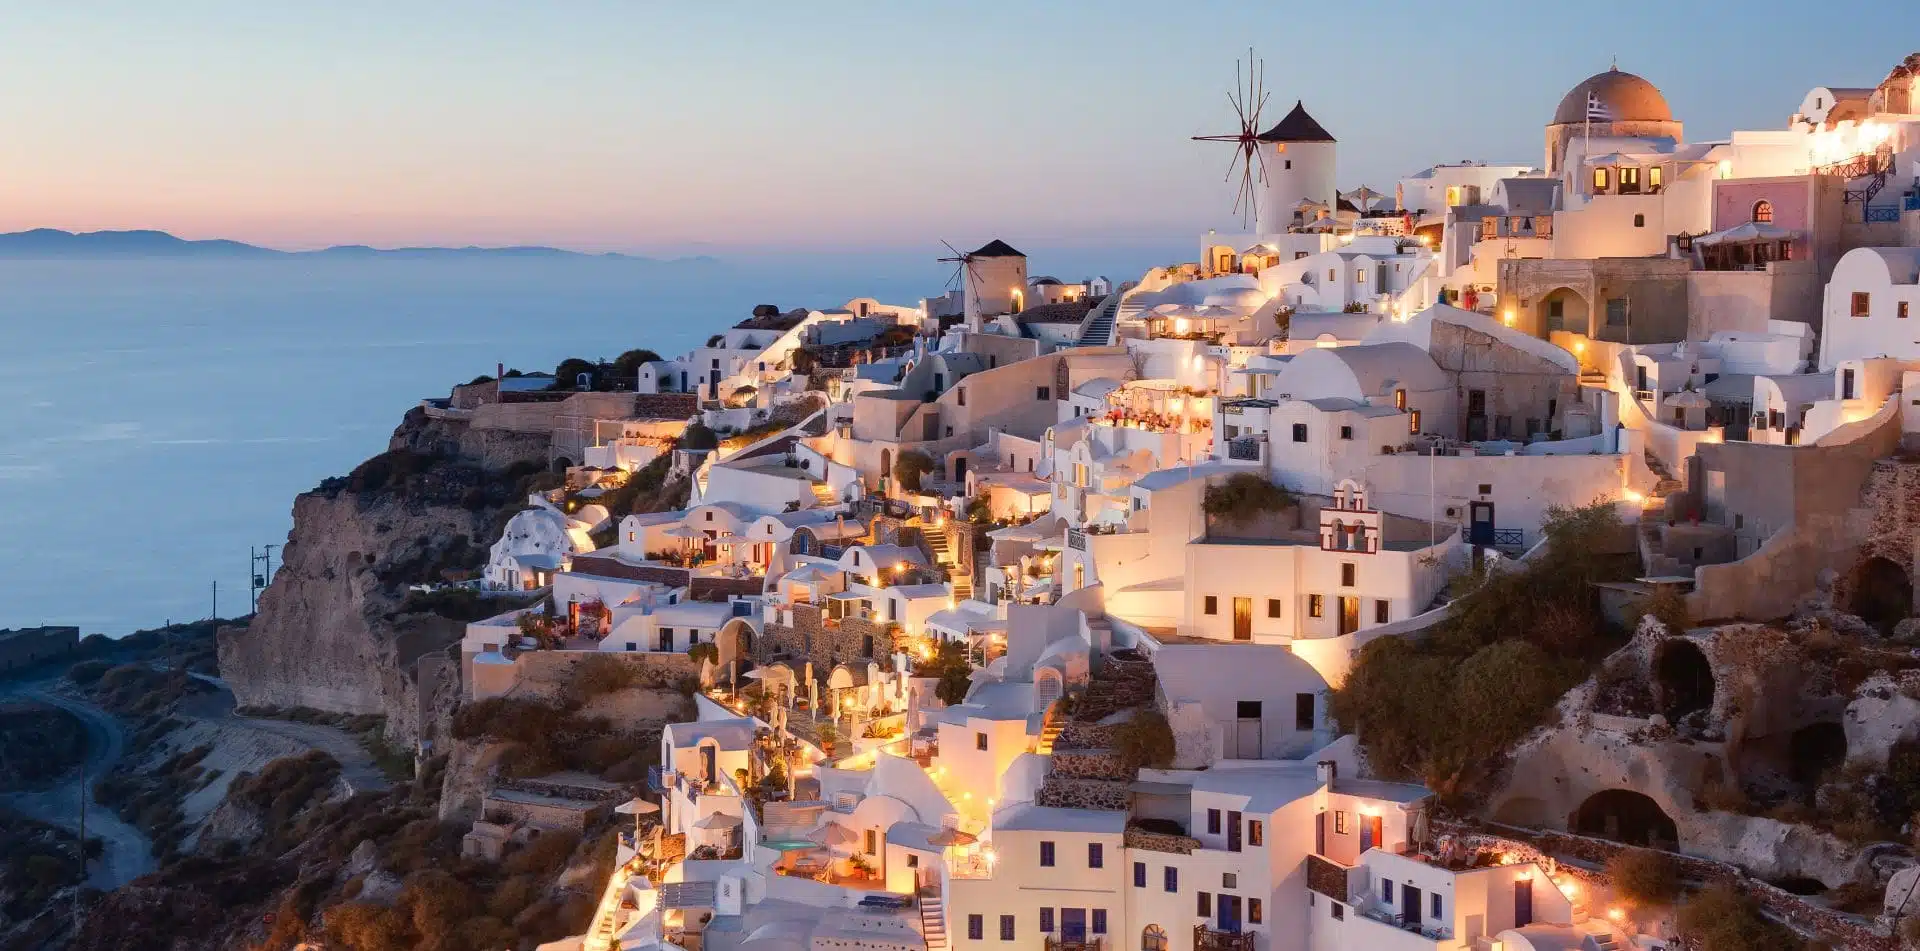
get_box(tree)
[612,348,663,381]
[893,450,937,492]
[687,642,720,667]
[554,357,598,390]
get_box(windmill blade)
[940,239,963,257]
[1220,145,1245,183]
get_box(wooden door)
[1232,597,1252,640]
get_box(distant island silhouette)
[0,228,715,263]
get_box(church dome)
[1551,67,1673,125]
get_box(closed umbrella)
[1342,186,1385,214]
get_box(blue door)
[1217,895,1241,934]
[1060,908,1087,942]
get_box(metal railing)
[1191,926,1255,951]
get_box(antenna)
[1191,48,1272,228]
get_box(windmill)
[1192,48,1271,228]
[938,240,988,326]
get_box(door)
[1338,596,1359,636]
[1232,597,1252,641]
[1217,895,1242,934]
[1359,813,1375,853]
[1466,389,1488,440]
[1227,811,1242,852]
[1514,879,1533,927]
[1402,883,1423,926]
[1236,701,1263,758]
[1316,812,1326,855]
[1468,501,1495,546]
[700,745,715,783]
[1060,908,1087,942]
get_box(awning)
[1694,221,1797,246]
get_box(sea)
[0,254,969,635]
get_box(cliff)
[218,407,550,748]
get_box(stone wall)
[760,604,892,674]
[483,649,697,704]
[1125,827,1199,856]
[633,393,698,420]
[1497,257,1691,345]
[1048,748,1129,781]
[1035,775,1128,811]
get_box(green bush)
[1112,710,1177,771]
[1202,473,1296,526]
[1606,849,1682,905]
[574,654,639,697]
[1676,882,1801,951]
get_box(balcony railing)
[1358,904,1455,942]
[1192,925,1255,951]
[1045,938,1105,951]
[1307,853,1353,901]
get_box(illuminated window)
[1619,167,1640,191]
[1901,302,1911,319]
[1327,269,1337,282]
[1752,200,1774,223]
[1309,595,1325,618]
[1334,810,1348,834]
[1394,389,1407,410]
[1649,166,1663,190]
[1409,410,1422,434]
[1853,292,1871,317]
[1592,168,1610,192]
[1355,269,1367,284]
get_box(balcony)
[1307,853,1355,901]
[1045,939,1105,951]
[1192,925,1255,951]
[1357,903,1455,943]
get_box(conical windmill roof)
[1257,101,1336,143]
[970,239,1024,258]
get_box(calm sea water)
[0,256,947,634]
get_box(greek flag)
[1586,91,1612,122]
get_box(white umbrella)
[1342,186,1385,212]
[664,525,705,539]
[695,812,743,830]
[615,797,661,816]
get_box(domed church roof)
[1552,67,1673,125]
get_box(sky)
[0,1,1912,259]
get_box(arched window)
[1752,200,1774,224]
[1142,925,1168,951]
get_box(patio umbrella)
[807,823,859,856]
[925,828,977,847]
[615,797,661,816]
[1342,185,1385,213]
[694,812,742,830]
[664,525,705,539]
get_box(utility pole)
[211,580,217,621]
[249,545,276,614]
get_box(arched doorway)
[1536,287,1589,338]
[1572,789,1678,848]
[1848,556,1912,634]
[1653,639,1715,721]
[717,618,757,667]
[1141,925,1168,951]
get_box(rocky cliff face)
[218,408,549,748]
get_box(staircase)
[920,891,949,951]
[1636,448,1689,576]
[1076,293,1122,347]
[810,480,838,506]
[1037,711,1064,755]
[925,526,973,600]
[1580,933,1621,951]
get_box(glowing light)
[1558,881,1578,898]
[1607,907,1625,922]
[1573,341,1587,354]
[1417,235,1432,247]
[1502,309,1516,326]
[1717,159,1732,180]
[1622,489,1644,503]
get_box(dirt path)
[183,688,393,794]
[0,684,156,890]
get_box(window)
[1309,595,1325,618]
[1633,214,1645,228]
[1340,563,1356,586]
[976,732,988,751]
[1339,425,1353,440]
[1478,483,1492,495]
[1331,902,1345,921]
[1296,693,1315,730]
[1143,924,1169,950]
[1000,915,1015,941]
[1249,820,1263,846]
[1408,410,1421,434]
[1592,168,1609,192]
[1204,595,1218,615]
[1901,302,1911,319]
[705,511,714,521]
[968,916,983,941]
[1853,292,1871,317]
[1092,910,1108,935]
[1267,598,1282,618]
[1223,872,1238,889]
[1292,423,1309,442]
[1037,386,1051,400]
[1227,810,1242,852]
[1382,880,1394,902]
[1431,893,1443,920]
[1250,898,1264,924]
[1039,841,1055,867]
[957,387,966,406]
[1134,862,1147,888]
[1328,269,1337,282]
[1649,166,1662,190]
[1752,200,1774,223]
[1089,843,1104,868]
[1394,389,1407,410]
[1237,701,1261,719]
[1041,908,1055,933]
[1605,298,1628,326]
[627,530,636,542]
[1355,268,1367,285]
[1295,251,1309,260]
[1619,166,1639,190]
[1334,811,1349,834]
[1198,892,1212,917]
[1207,809,1222,834]
[866,829,878,854]
[1165,866,1178,893]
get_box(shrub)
[1202,473,1296,526]
[1634,585,1692,634]
[893,450,937,492]
[230,750,341,832]
[66,659,113,685]
[1606,850,1681,905]
[574,654,638,698]
[612,348,663,381]
[1676,882,1801,951]
[1112,710,1177,771]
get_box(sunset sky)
[1,1,1910,255]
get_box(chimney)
[1316,760,1336,786]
